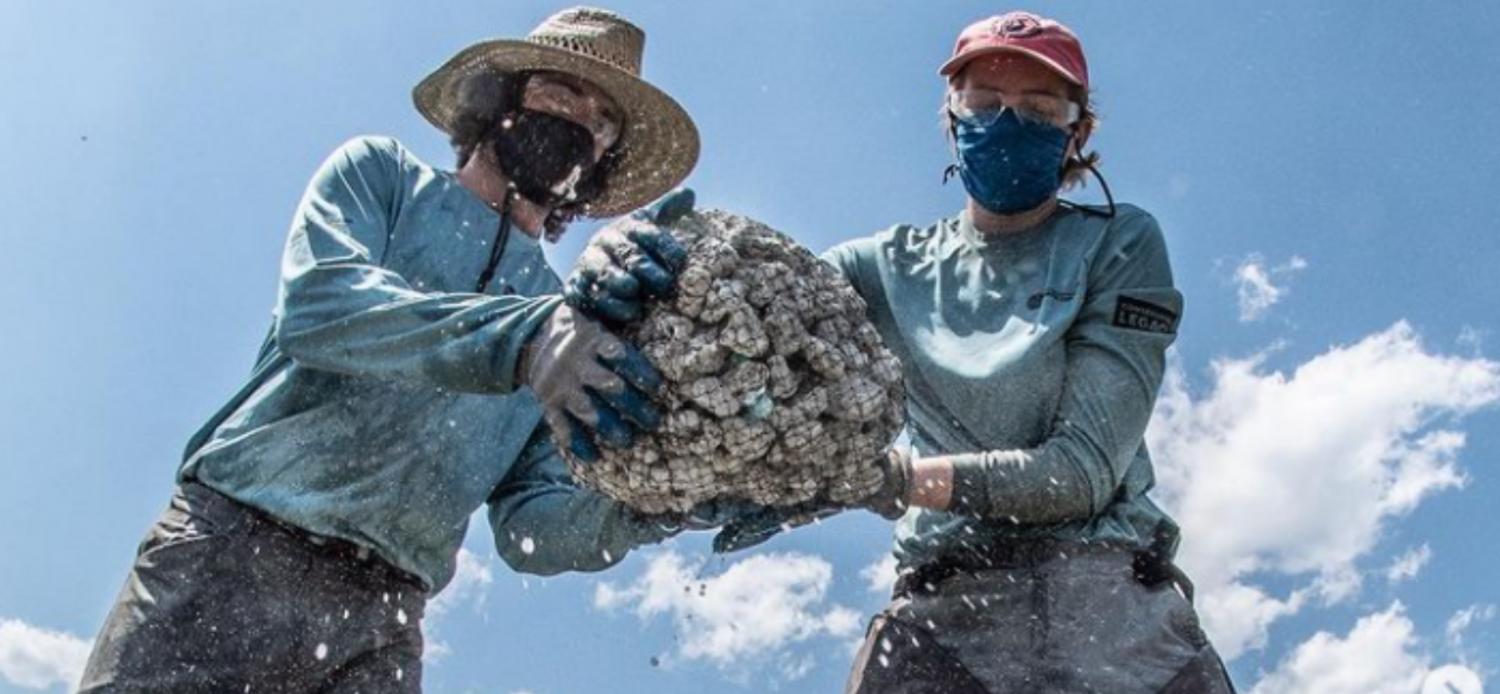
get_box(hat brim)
[414,38,700,218]
[938,45,1085,88]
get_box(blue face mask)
[952,110,1072,215]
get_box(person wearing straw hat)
[570,9,1236,693]
[78,8,724,693]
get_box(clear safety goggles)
[946,89,1081,128]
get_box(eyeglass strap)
[1059,161,1117,219]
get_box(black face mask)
[491,109,604,209]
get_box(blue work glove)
[711,499,847,554]
[710,448,910,552]
[679,498,769,531]
[628,498,773,547]
[522,304,664,463]
[565,188,694,324]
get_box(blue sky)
[2,1,1499,692]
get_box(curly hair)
[1059,86,1101,191]
[448,69,520,171]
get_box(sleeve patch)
[1113,296,1179,334]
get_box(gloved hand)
[710,448,913,552]
[679,498,770,531]
[639,498,771,542]
[565,188,694,324]
[711,499,846,554]
[856,448,914,520]
[522,303,664,462]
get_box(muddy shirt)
[181,137,668,592]
[823,205,1183,571]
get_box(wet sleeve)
[819,238,876,295]
[486,423,677,576]
[273,137,561,394]
[947,212,1183,523]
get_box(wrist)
[907,455,954,511]
[517,299,565,384]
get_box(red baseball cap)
[938,11,1089,91]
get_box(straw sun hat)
[413,7,700,217]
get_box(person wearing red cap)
[818,11,1238,693]
[563,9,1237,693]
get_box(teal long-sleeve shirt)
[823,204,1184,571]
[180,136,670,592]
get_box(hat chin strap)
[475,194,515,293]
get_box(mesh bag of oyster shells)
[563,209,907,515]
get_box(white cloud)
[1446,603,1496,652]
[776,653,817,682]
[1386,544,1432,584]
[1232,254,1308,322]
[429,548,494,618]
[860,554,898,595]
[0,618,92,692]
[595,551,861,678]
[1457,326,1486,354]
[424,548,495,662]
[1249,603,1429,694]
[1148,322,1500,659]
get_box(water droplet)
[520,537,536,555]
[315,643,328,660]
[397,609,408,625]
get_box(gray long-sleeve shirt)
[823,205,1183,571]
[181,136,669,592]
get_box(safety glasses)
[946,89,1081,128]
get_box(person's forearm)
[902,450,1095,522]
[276,275,562,393]
[940,445,1098,523]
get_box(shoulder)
[1068,203,1175,288]
[318,136,437,177]
[1066,202,1158,237]
[1062,203,1166,258]
[1105,203,1162,239]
